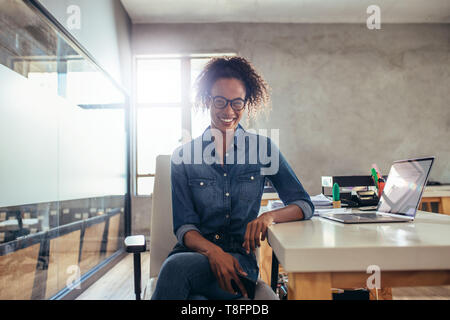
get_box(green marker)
[371,168,379,190]
[332,183,340,201]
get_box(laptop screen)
[377,157,434,216]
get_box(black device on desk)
[355,190,379,206]
[321,175,385,208]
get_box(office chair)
[125,155,278,300]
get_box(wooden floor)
[76,251,150,300]
[76,252,450,300]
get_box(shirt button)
[224,173,227,177]
[225,192,230,197]
[250,176,254,180]
[226,214,230,219]
[215,234,220,240]
[226,153,229,157]
[200,182,204,186]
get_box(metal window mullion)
[132,56,138,196]
[181,58,191,143]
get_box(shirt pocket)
[188,178,217,209]
[238,171,263,202]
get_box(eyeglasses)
[209,95,246,111]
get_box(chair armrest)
[124,235,146,300]
[124,235,146,253]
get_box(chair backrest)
[149,155,177,278]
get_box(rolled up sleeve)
[289,200,314,221]
[175,224,201,246]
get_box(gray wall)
[131,195,152,241]
[38,0,132,92]
[133,23,450,195]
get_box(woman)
[151,56,314,300]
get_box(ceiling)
[121,0,450,24]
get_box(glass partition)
[0,0,129,299]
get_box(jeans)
[151,251,259,300]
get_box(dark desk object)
[321,175,388,207]
[124,235,146,300]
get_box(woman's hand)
[242,212,274,254]
[206,248,248,297]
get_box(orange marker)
[371,163,385,198]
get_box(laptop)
[319,157,435,224]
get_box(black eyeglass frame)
[208,95,247,111]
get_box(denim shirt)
[170,124,314,253]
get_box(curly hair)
[194,56,271,118]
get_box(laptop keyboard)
[323,213,409,223]
[349,213,405,221]
[350,213,380,219]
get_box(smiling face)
[208,77,246,134]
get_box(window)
[134,54,235,195]
[0,0,128,299]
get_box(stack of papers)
[268,194,334,211]
[310,193,333,208]
[268,200,284,211]
[314,207,350,216]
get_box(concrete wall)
[133,23,450,195]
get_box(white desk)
[268,210,450,299]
